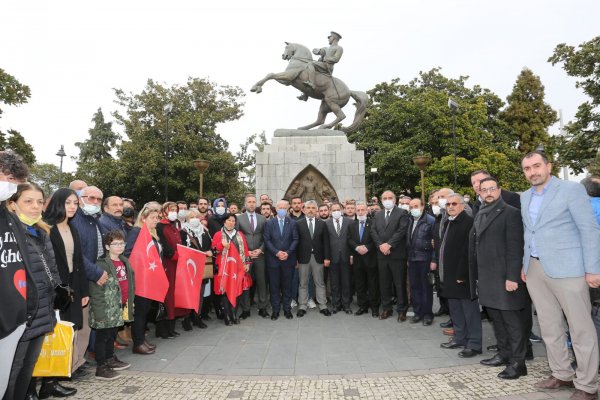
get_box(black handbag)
[39,250,74,312]
[155,303,167,322]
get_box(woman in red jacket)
[211,213,250,326]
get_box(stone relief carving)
[284,165,338,204]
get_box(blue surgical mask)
[277,209,287,218]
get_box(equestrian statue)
[251,31,368,134]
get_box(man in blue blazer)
[264,199,299,320]
[520,151,600,399]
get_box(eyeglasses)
[480,187,498,193]
[109,242,126,247]
[81,195,103,202]
[447,202,462,207]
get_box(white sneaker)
[291,300,298,308]
[307,299,317,309]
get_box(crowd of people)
[1,149,600,400]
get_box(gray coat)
[470,198,526,310]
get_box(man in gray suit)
[520,151,600,400]
[324,202,354,313]
[236,194,270,319]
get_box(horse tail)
[341,91,369,134]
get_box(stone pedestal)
[255,129,366,203]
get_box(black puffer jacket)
[21,225,61,341]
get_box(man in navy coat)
[264,199,299,320]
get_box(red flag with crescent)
[128,225,169,302]
[174,244,206,312]
[219,243,245,307]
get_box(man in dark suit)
[296,200,331,317]
[263,199,299,320]
[348,201,380,317]
[370,190,409,321]
[471,177,527,379]
[324,202,353,313]
[236,194,269,319]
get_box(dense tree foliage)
[549,36,600,173]
[349,68,528,199]
[235,131,269,192]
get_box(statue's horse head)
[282,42,312,63]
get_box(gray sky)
[1,0,598,174]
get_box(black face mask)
[122,207,135,219]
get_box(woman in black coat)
[4,183,62,400]
[37,189,88,397]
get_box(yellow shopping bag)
[32,321,75,377]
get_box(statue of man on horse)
[250,31,368,134]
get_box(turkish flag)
[174,244,206,312]
[128,225,169,302]
[219,243,245,307]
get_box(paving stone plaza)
[64,307,578,399]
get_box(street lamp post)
[413,154,431,206]
[193,159,210,197]
[370,167,378,198]
[448,98,459,187]
[163,103,173,201]
[56,145,67,188]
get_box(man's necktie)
[279,219,284,234]
[335,219,341,236]
[250,214,254,233]
[359,221,365,241]
[308,219,314,238]
[385,210,390,226]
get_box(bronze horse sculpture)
[251,42,368,133]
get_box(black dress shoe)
[344,308,353,315]
[434,307,449,316]
[458,348,482,358]
[224,319,232,326]
[410,316,422,324]
[39,380,77,398]
[297,309,306,317]
[196,320,208,329]
[320,309,331,317]
[372,310,379,318]
[70,367,89,380]
[525,347,534,361]
[258,309,270,318]
[284,311,293,319]
[480,354,509,366]
[439,319,453,328]
[182,317,193,331]
[239,311,251,320]
[271,313,279,320]
[423,317,433,326]
[355,308,368,316]
[487,344,499,352]
[441,340,465,349]
[498,362,527,379]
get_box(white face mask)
[167,211,178,221]
[410,208,422,218]
[331,210,342,220]
[187,218,200,228]
[178,210,188,220]
[432,205,441,216]
[82,203,101,215]
[356,214,367,222]
[400,204,410,211]
[438,198,448,208]
[215,206,226,216]
[0,181,18,202]
[382,200,394,210]
[463,197,470,204]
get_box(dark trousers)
[4,335,45,400]
[221,295,237,322]
[132,295,152,347]
[354,257,380,310]
[378,257,408,313]
[408,260,433,318]
[448,298,482,351]
[291,267,299,302]
[95,327,117,366]
[247,256,268,310]
[487,308,527,363]
[329,260,352,309]
[267,263,293,314]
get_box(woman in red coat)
[156,201,183,338]
[211,213,250,326]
